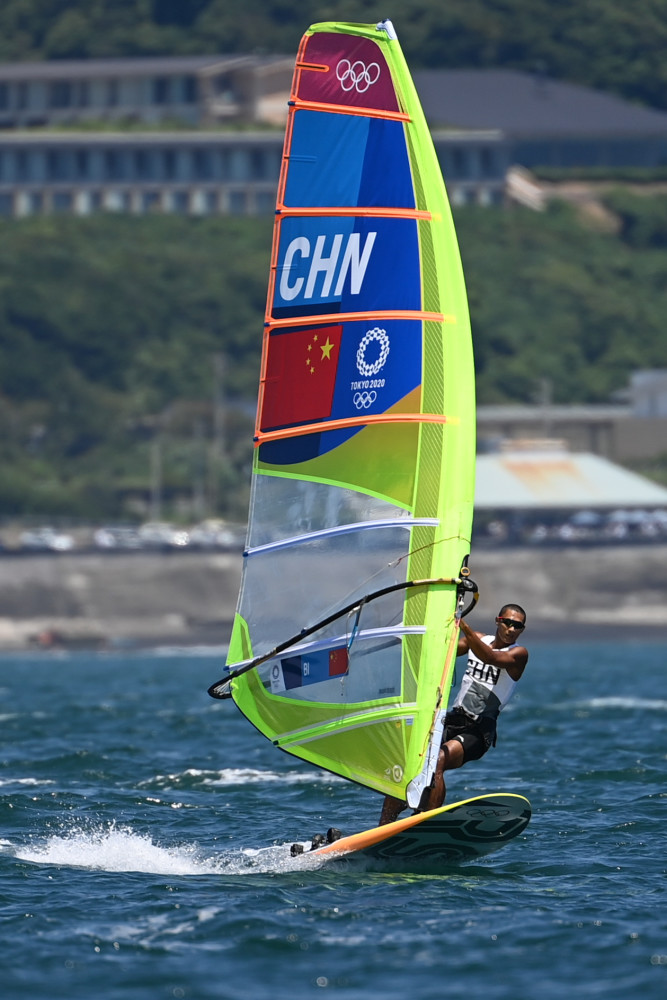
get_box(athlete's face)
[495,611,526,646]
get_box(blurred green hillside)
[2,2,667,519]
[1,0,667,112]
[2,194,667,519]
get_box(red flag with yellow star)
[259,325,343,431]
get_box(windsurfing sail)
[209,19,476,808]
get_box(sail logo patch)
[356,327,389,375]
[351,327,389,408]
[278,232,377,302]
[336,59,380,93]
[353,390,377,409]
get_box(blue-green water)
[0,641,665,1000]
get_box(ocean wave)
[568,696,667,712]
[140,767,345,790]
[0,777,55,787]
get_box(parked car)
[138,522,190,550]
[188,519,239,550]
[93,526,142,550]
[19,527,75,552]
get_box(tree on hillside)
[2,199,667,518]
[1,1,667,110]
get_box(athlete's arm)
[456,625,483,657]
[459,619,528,680]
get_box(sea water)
[0,641,665,1000]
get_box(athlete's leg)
[379,794,407,826]
[420,739,465,811]
[379,738,466,824]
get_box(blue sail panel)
[284,110,416,209]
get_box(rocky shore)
[0,544,666,651]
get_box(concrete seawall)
[1,544,666,650]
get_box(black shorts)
[442,708,496,764]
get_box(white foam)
[10,822,329,876]
[0,777,54,787]
[575,696,667,712]
[141,766,344,789]
[14,823,211,875]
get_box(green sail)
[220,19,475,806]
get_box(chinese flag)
[260,325,343,431]
[329,648,349,677]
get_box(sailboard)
[209,20,478,814]
[305,794,532,866]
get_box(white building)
[0,128,507,218]
[0,131,284,216]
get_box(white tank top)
[453,634,518,721]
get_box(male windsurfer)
[379,603,529,826]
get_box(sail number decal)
[273,217,421,314]
[279,232,376,302]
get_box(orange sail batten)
[289,98,411,123]
[254,411,456,445]
[266,310,456,329]
[275,206,434,220]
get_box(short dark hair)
[499,603,527,622]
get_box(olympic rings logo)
[336,59,381,93]
[356,327,390,376]
[353,390,377,410]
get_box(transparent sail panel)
[247,476,412,548]
[234,526,410,661]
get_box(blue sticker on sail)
[273,216,421,317]
[285,111,415,209]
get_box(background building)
[413,68,667,170]
[0,55,293,129]
[0,130,282,216]
[478,371,667,464]
[1,59,666,217]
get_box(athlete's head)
[498,603,526,623]
[495,604,527,640]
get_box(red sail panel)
[296,33,400,113]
